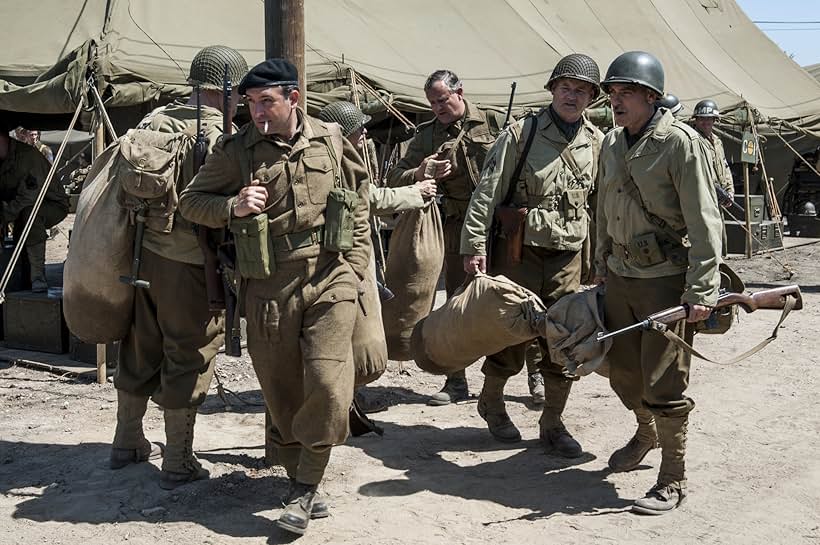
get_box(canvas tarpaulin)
[2,0,820,120]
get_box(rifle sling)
[623,175,687,246]
[647,294,797,364]
[502,114,537,206]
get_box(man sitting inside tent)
[0,121,68,292]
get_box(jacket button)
[297,202,304,207]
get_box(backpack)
[111,128,196,233]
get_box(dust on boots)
[428,371,469,406]
[277,481,319,535]
[477,375,521,443]
[110,390,162,469]
[159,407,210,490]
[608,408,659,472]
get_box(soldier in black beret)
[179,59,371,535]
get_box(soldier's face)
[608,84,657,133]
[347,126,366,150]
[425,81,466,125]
[550,78,595,123]
[695,116,716,136]
[245,87,298,135]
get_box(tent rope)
[349,69,415,131]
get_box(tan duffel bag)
[63,145,135,343]
[352,255,388,386]
[411,273,544,375]
[382,201,444,360]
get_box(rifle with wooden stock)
[487,81,532,270]
[193,67,242,357]
[596,284,803,343]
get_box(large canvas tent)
[2,0,820,191]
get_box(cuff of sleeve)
[226,197,237,228]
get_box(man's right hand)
[414,154,452,181]
[463,255,487,275]
[414,179,437,199]
[233,179,268,218]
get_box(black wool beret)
[237,58,299,94]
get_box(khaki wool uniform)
[594,108,722,485]
[0,139,68,247]
[387,99,504,296]
[461,107,603,384]
[114,103,226,409]
[179,111,370,485]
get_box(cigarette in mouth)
[263,121,269,134]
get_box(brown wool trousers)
[245,253,357,485]
[115,249,224,409]
[603,270,695,418]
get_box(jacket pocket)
[251,296,281,343]
[303,154,334,205]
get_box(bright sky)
[736,0,820,66]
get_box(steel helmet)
[693,99,720,118]
[657,94,684,116]
[546,53,602,99]
[188,45,249,90]
[318,101,372,137]
[602,51,664,96]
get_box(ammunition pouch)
[696,263,744,335]
[323,187,358,252]
[229,213,275,279]
[613,232,689,267]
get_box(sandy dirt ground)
[1,236,818,545]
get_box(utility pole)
[264,0,305,109]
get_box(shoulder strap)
[623,175,687,245]
[323,123,345,188]
[502,114,537,206]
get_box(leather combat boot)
[632,415,688,515]
[427,370,469,406]
[477,375,521,442]
[539,377,582,457]
[282,478,329,519]
[528,372,546,405]
[277,481,319,535]
[609,408,659,472]
[26,241,48,293]
[110,390,162,469]
[159,407,210,490]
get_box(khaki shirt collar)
[623,107,674,160]
[535,106,592,147]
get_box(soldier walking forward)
[460,54,603,451]
[594,51,722,515]
[110,45,247,490]
[386,70,505,406]
[179,59,371,535]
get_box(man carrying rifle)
[386,69,506,406]
[594,51,722,514]
[460,54,603,451]
[110,45,247,490]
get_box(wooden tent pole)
[264,0,305,110]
